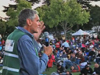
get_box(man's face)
[30,14,41,33]
[86,67,89,70]
[94,63,99,68]
[72,54,75,57]
[99,45,100,47]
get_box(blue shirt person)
[2,9,52,75]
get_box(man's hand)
[44,46,52,56]
[39,21,45,33]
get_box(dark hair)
[85,65,90,68]
[18,8,38,27]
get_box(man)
[94,63,100,75]
[2,9,52,75]
[80,65,93,75]
[61,40,70,50]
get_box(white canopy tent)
[72,29,90,36]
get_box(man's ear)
[26,19,32,26]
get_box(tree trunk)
[62,21,68,40]
[77,25,79,30]
[55,26,59,38]
[64,29,67,40]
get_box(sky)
[0,0,100,19]
[0,0,17,18]
[90,1,100,6]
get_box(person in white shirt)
[61,40,70,50]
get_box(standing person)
[2,8,52,75]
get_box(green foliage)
[0,20,6,36]
[36,0,90,39]
[37,5,48,21]
[17,0,32,11]
[6,0,32,30]
[90,5,100,25]
[37,0,90,27]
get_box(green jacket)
[2,29,26,75]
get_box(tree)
[6,0,32,33]
[90,6,100,27]
[77,0,100,30]
[0,20,6,38]
[37,0,90,39]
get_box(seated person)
[92,72,97,75]
[94,63,100,75]
[96,50,100,64]
[66,71,72,75]
[87,47,95,62]
[70,53,76,63]
[57,60,64,74]
[80,65,93,75]
[0,51,3,67]
[76,51,85,64]
[70,64,80,72]
[80,62,87,70]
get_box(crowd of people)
[1,32,100,75]
[0,39,5,67]
[43,35,100,75]
[1,33,100,75]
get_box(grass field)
[0,67,2,75]
[43,65,80,75]
[43,62,95,75]
[0,66,80,75]
[0,62,95,75]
